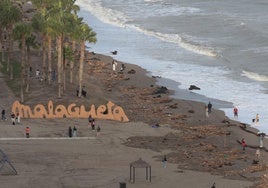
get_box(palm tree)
[13,22,32,102]
[0,0,22,79]
[62,44,73,90]
[48,0,81,98]
[0,1,6,65]
[31,0,52,84]
[69,15,83,84]
[76,23,96,97]
[25,34,39,92]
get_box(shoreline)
[80,5,268,134]
[0,36,267,188]
[0,2,268,187]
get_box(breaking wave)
[76,0,217,57]
[241,70,268,82]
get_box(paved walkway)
[0,136,96,141]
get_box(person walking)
[258,132,265,148]
[1,109,7,121]
[255,114,260,123]
[207,102,212,113]
[91,119,95,130]
[112,60,117,71]
[25,127,30,138]
[241,138,246,151]
[211,182,216,188]
[162,155,167,168]
[256,149,261,160]
[11,112,16,125]
[205,105,209,117]
[68,126,73,138]
[16,113,20,124]
[96,125,101,137]
[233,107,238,119]
[73,126,77,137]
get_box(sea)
[76,0,268,133]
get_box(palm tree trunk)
[70,40,76,83]
[8,33,14,80]
[20,34,26,102]
[63,43,67,91]
[41,34,47,82]
[78,40,85,97]
[47,35,52,85]
[56,35,62,98]
[25,46,31,93]
[0,29,3,65]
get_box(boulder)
[189,85,200,90]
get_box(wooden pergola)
[129,158,151,183]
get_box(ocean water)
[76,0,268,133]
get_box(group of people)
[207,103,261,126]
[112,60,125,72]
[11,112,20,125]
[1,109,20,125]
[88,115,101,136]
[240,132,265,163]
[68,126,77,137]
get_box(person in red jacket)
[25,127,30,138]
[241,138,246,151]
[233,107,238,119]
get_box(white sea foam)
[134,29,218,57]
[143,6,201,17]
[144,0,162,2]
[241,70,268,82]
[157,63,268,131]
[76,0,130,27]
[241,46,268,53]
[76,0,216,57]
[77,0,268,133]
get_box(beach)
[1,49,268,187]
[0,1,268,188]
[76,0,268,133]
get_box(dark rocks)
[189,85,200,90]
[128,69,136,74]
[153,86,168,95]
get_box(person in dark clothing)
[88,115,93,123]
[11,112,16,125]
[68,126,73,137]
[91,119,95,130]
[1,109,7,121]
[162,155,167,168]
[211,182,216,188]
[207,102,212,113]
[120,64,125,71]
[96,125,101,136]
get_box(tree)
[0,0,22,79]
[13,22,32,102]
[31,0,54,84]
[25,34,39,92]
[48,0,81,98]
[69,15,83,84]
[76,23,96,97]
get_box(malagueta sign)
[12,100,129,122]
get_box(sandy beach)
[0,2,268,188]
[0,118,257,188]
[1,50,268,188]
